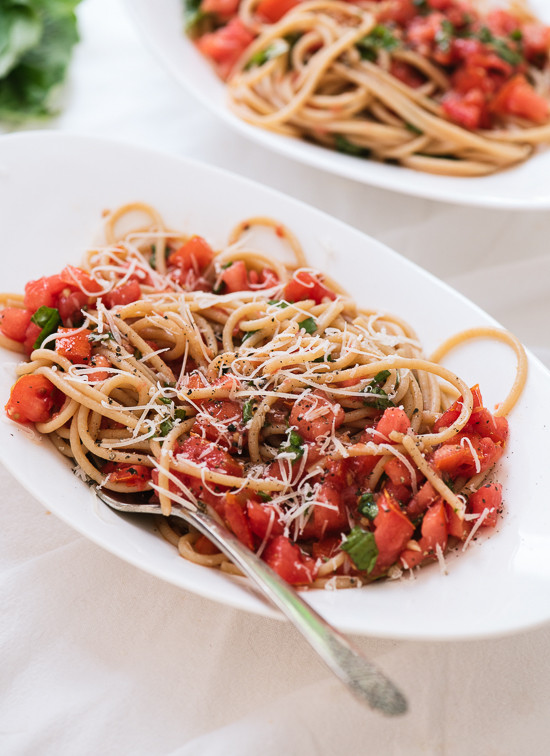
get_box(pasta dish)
[1,203,527,587]
[186,0,550,176]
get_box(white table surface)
[2,1,550,753]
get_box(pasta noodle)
[187,0,550,175]
[1,203,527,587]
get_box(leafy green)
[334,134,371,158]
[356,25,399,62]
[242,399,254,423]
[435,19,454,53]
[30,305,61,349]
[279,429,304,460]
[246,39,288,69]
[341,526,378,572]
[241,329,258,344]
[0,0,81,123]
[476,25,523,66]
[298,317,317,335]
[362,370,395,410]
[358,493,378,520]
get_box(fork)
[95,488,408,717]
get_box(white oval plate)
[125,0,550,210]
[1,132,550,641]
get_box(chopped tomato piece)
[201,0,240,20]
[103,280,142,309]
[0,308,32,342]
[390,60,426,89]
[247,267,279,290]
[430,433,502,479]
[24,275,66,311]
[283,271,336,304]
[384,456,420,489]
[419,499,448,556]
[87,355,111,382]
[247,496,284,540]
[407,480,438,517]
[262,535,317,585]
[290,390,344,442]
[103,463,152,490]
[5,374,59,424]
[55,328,93,364]
[192,398,243,449]
[57,289,89,326]
[59,265,103,295]
[23,322,42,356]
[491,74,549,124]
[224,493,255,550]
[442,89,487,130]
[445,502,471,540]
[375,407,411,440]
[168,235,215,273]
[194,534,221,555]
[256,0,300,23]
[300,484,349,539]
[196,18,255,80]
[468,482,502,528]
[220,260,249,292]
[373,490,414,569]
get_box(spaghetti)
[1,203,527,587]
[188,0,550,175]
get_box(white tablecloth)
[2,1,550,753]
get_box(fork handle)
[178,507,407,717]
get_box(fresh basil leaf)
[0,1,42,78]
[356,25,399,62]
[341,526,378,572]
[334,134,371,158]
[30,305,61,349]
[241,329,258,344]
[242,399,254,423]
[279,428,304,460]
[358,493,378,520]
[298,317,316,334]
[174,407,187,421]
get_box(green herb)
[258,491,272,502]
[221,261,233,269]
[30,305,61,349]
[477,26,523,65]
[174,407,187,421]
[159,397,173,405]
[134,348,143,360]
[435,19,454,53]
[149,244,157,269]
[412,0,429,14]
[356,24,399,62]
[0,0,81,123]
[362,370,394,410]
[509,29,523,42]
[159,418,174,436]
[405,122,423,135]
[334,134,371,158]
[267,299,289,308]
[358,493,378,520]
[298,317,317,334]
[88,331,113,343]
[241,329,258,343]
[183,0,213,38]
[246,39,288,69]
[279,429,304,460]
[242,399,254,423]
[341,527,378,572]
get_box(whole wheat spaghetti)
[1,203,527,586]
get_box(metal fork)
[95,488,407,716]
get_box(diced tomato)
[5,374,59,424]
[491,74,549,124]
[373,490,415,569]
[419,499,448,555]
[430,432,502,479]
[196,18,255,80]
[522,23,550,63]
[201,0,240,20]
[399,545,425,570]
[442,89,487,130]
[23,322,42,355]
[55,328,92,364]
[57,289,89,326]
[433,385,484,433]
[407,480,438,517]
[300,484,349,539]
[290,390,344,442]
[87,355,111,382]
[390,60,426,89]
[377,0,417,25]
[24,275,66,311]
[192,399,243,449]
[487,9,523,38]
[194,534,221,555]
[175,436,243,478]
[247,267,279,290]
[247,496,285,540]
[224,493,255,549]
[256,0,300,23]
[168,236,215,273]
[283,271,336,304]
[375,407,411,440]
[0,308,33,342]
[59,265,103,295]
[312,536,341,562]
[262,535,317,585]
[384,456,420,489]
[220,260,250,292]
[103,280,142,309]
[468,482,502,528]
[103,463,152,490]
[445,502,471,540]
[321,458,350,489]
